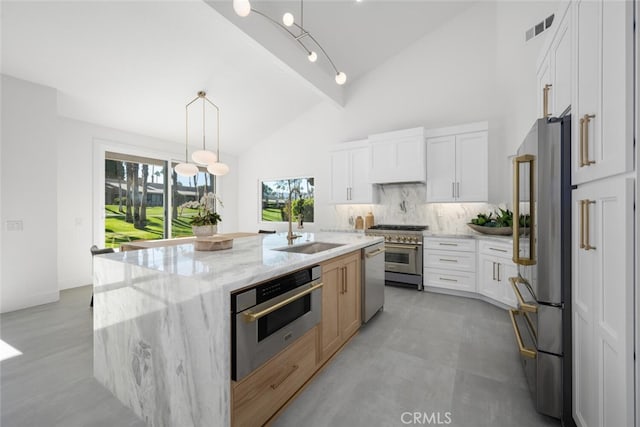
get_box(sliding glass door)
[103,152,216,248]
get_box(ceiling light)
[174,91,230,177]
[335,72,347,85]
[234,0,347,85]
[282,12,294,27]
[233,0,251,17]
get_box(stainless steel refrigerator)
[510,114,572,423]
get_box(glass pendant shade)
[335,72,347,85]
[282,12,294,27]
[174,162,199,177]
[191,150,218,165]
[233,0,251,17]
[207,162,230,176]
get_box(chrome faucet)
[287,187,303,244]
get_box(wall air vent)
[525,13,555,41]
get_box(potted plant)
[180,193,223,237]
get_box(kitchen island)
[93,232,382,427]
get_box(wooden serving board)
[194,236,234,251]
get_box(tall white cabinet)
[572,0,634,185]
[567,1,636,426]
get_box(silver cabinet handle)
[489,247,508,253]
[438,242,458,247]
[439,258,458,263]
[497,263,501,282]
[440,277,458,282]
[456,182,460,198]
[492,262,496,281]
[365,248,385,258]
[452,182,455,198]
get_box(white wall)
[1,75,60,312]
[1,75,239,311]
[237,2,558,232]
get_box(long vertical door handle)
[584,200,596,250]
[512,154,536,265]
[492,262,496,281]
[579,117,585,167]
[343,267,347,293]
[346,187,349,201]
[452,182,455,198]
[497,263,501,282]
[579,200,585,249]
[456,182,460,198]
[543,84,552,117]
[582,114,596,166]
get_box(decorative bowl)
[467,223,514,236]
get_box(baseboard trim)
[1,290,60,314]
[423,286,513,310]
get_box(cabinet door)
[329,150,350,204]
[370,140,396,183]
[426,136,456,202]
[396,136,426,182]
[319,259,342,362]
[477,254,501,301]
[537,56,552,118]
[572,177,634,427]
[455,132,488,202]
[550,8,571,116]
[573,0,633,185]
[349,146,375,204]
[340,254,361,340]
[498,261,518,308]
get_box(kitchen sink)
[273,241,345,254]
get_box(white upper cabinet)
[572,0,634,185]
[369,127,426,184]
[329,140,378,204]
[537,2,572,118]
[426,123,488,203]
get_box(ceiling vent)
[525,14,554,41]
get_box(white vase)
[192,224,217,238]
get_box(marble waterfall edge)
[93,258,230,427]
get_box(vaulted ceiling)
[1,0,476,155]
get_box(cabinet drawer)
[478,240,512,257]
[424,249,476,272]
[424,268,476,293]
[425,238,476,252]
[232,327,317,427]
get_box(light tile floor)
[0,285,560,427]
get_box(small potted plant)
[180,193,223,237]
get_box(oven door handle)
[243,282,324,323]
[384,244,419,250]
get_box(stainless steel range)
[365,224,428,290]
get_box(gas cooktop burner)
[368,224,428,231]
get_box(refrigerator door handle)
[513,154,536,266]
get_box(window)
[103,153,215,248]
[170,163,217,238]
[260,177,314,223]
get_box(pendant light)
[233,0,347,85]
[174,91,229,177]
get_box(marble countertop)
[98,231,383,293]
[423,231,513,243]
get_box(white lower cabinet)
[424,237,517,309]
[477,241,517,308]
[424,237,476,293]
[572,176,634,427]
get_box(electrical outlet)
[6,220,23,232]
